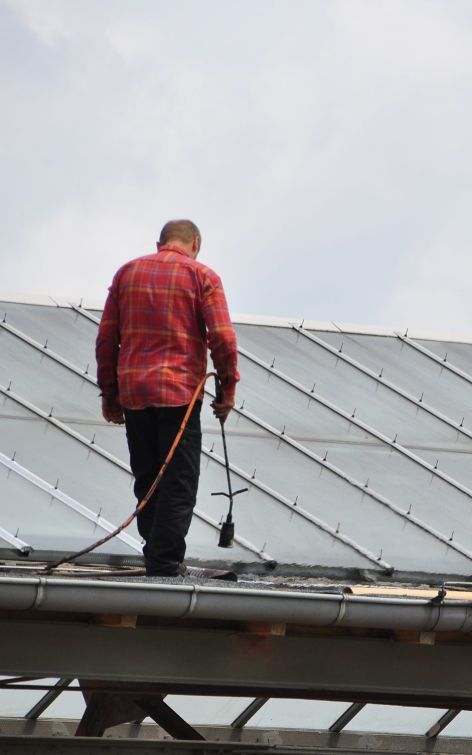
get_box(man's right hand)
[211,397,234,424]
[102,397,125,424]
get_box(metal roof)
[3,296,472,750]
[1,298,472,578]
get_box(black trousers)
[124,402,202,575]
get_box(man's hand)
[102,397,125,425]
[211,397,234,424]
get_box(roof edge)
[1,295,472,343]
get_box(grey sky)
[1,0,472,332]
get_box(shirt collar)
[157,244,193,258]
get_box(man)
[96,219,239,577]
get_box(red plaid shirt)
[96,245,239,409]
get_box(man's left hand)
[102,397,125,424]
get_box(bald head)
[159,219,201,246]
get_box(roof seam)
[238,346,472,504]
[202,444,391,572]
[0,318,97,384]
[396,332,472,386]
[295,326,472,440]
[6,306,472,564]
[0,450,142,553]
[0,385,269,563]
[209,394,472,563]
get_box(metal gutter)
[0,575,472,631]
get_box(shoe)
[185,566,238,582]
[146,563,187,578]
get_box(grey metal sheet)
[234,349,472,488]
[306,330,472,429]
[0,303,97,375]
[0,398,137,531]
[343,704,448,735]
[3,302,472,574]
[0,464,135,555]
[304,441,472,557]
[0,328,100,421]
[200,415,472,573]
[0,399,252,563]
[48,418,375,567]
[236,353,372,443]
[416,339,472,376]
[234,325,472,446]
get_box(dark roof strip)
[238,346,472,503]
[295,326,472,439]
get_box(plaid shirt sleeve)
[95,274,121,404]
[200,269,240,400]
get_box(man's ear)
[156,241,160,251]
[193,235,201,256]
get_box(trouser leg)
[124,403,201,575]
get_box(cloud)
[1,0,472,328]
